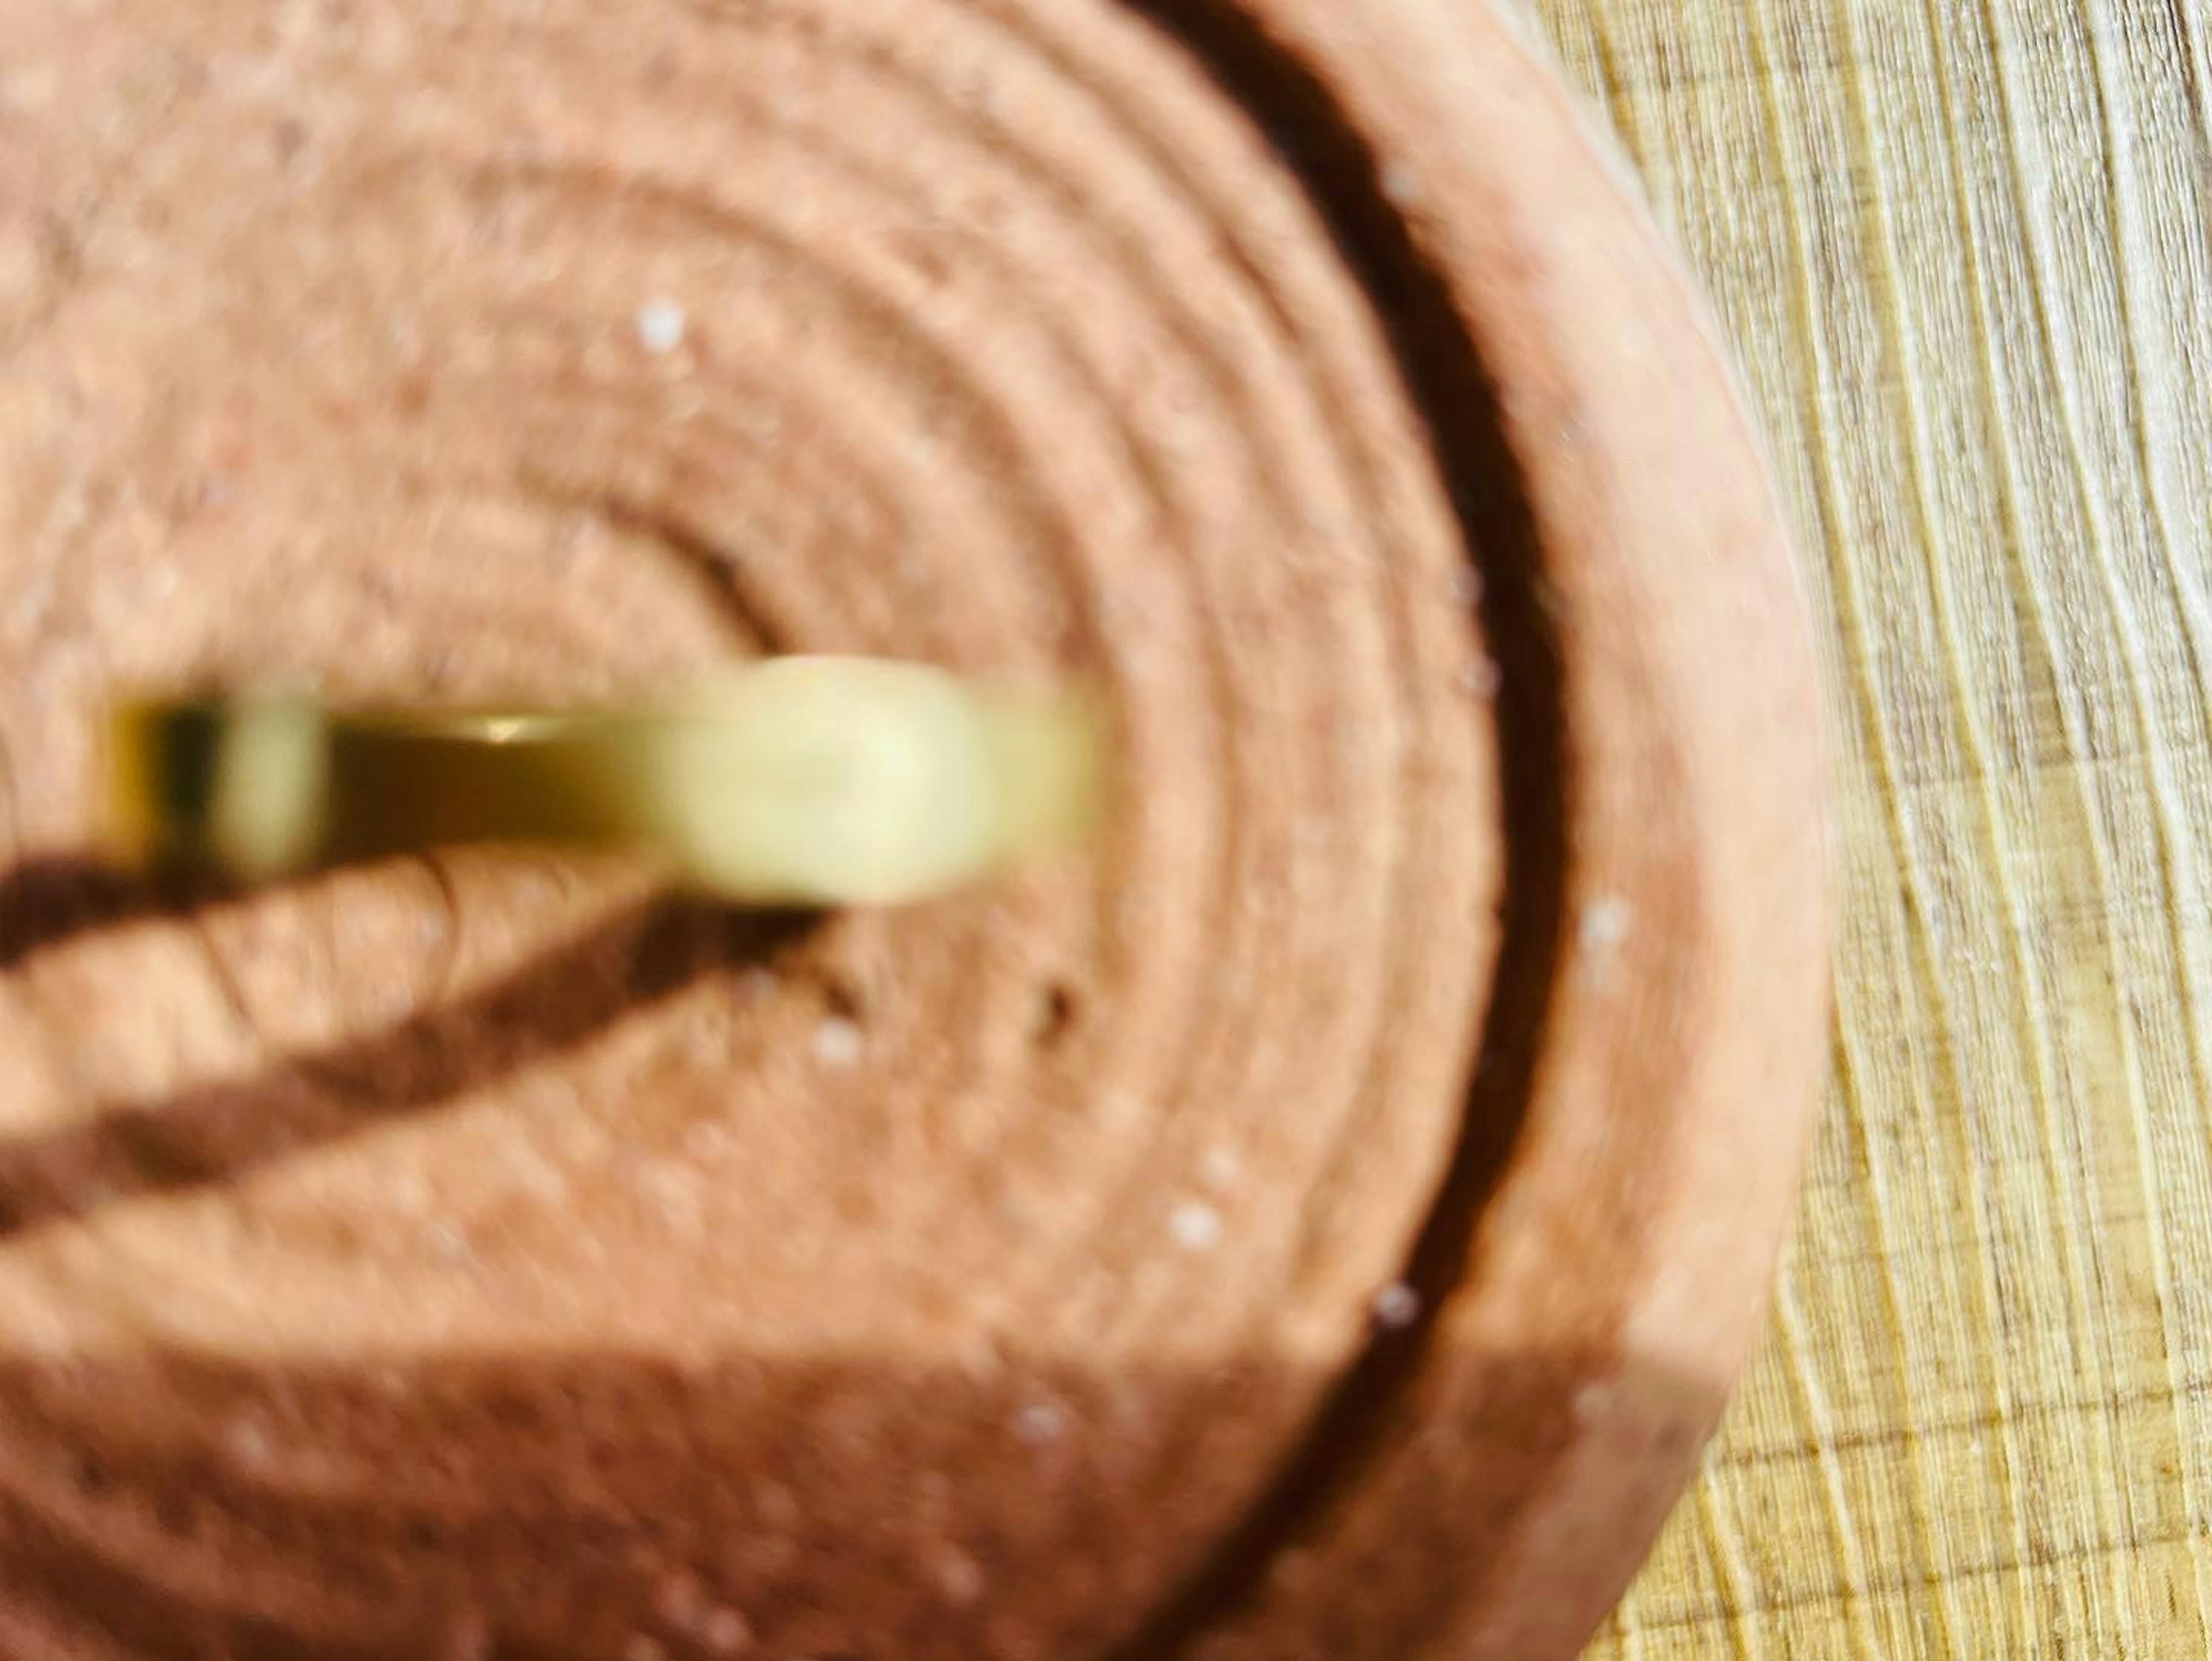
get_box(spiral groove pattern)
[0,1,1786,1657]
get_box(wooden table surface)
[1515,2,2212,1655]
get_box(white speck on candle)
[224,1418,274,1469]
[700,1607,753,1654]
[635,296,687,354]
[812,1015,864,1069]
[1199,1145,1242,1191]
[1458,657,1502,698]
[935,1549,988,1606]
[1578,896,1633,954]
[1169,1199,1223,1253]
[1013,1400,1070,1446]
[1371,1281,1422,1330]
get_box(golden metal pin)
[107,658,1103,905]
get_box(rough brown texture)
[0,3,1825,1659]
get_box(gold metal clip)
[108,658,1104,905]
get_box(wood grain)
[1520,0,2212,1654]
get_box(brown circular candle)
[0,3,1826,1658]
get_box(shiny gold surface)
[108,659,1103,905]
